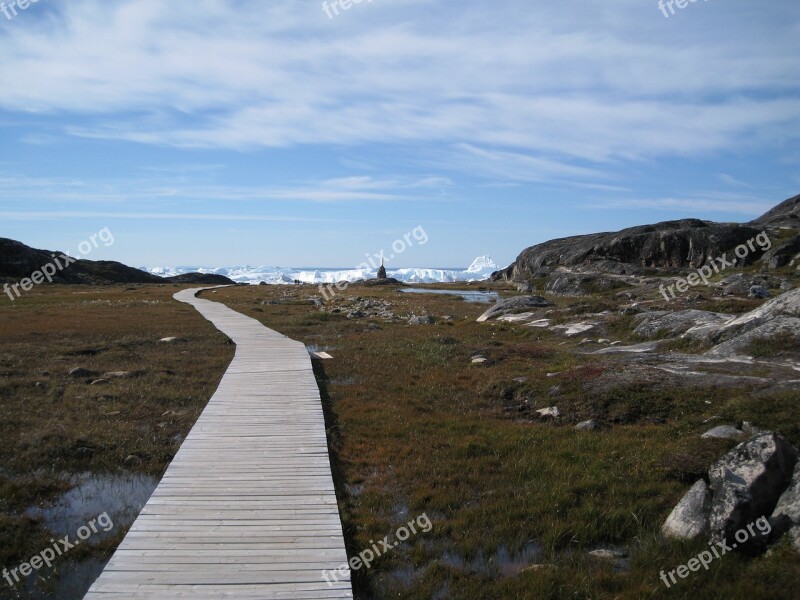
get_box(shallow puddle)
[25,472,158,540]
[14,472,159,599]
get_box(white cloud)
[0,0,797,183]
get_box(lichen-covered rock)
[708,434,798,550]
[476,295,551,322]
[662,480,712,541]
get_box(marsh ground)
[0,281,798,599]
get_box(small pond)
[399,288,500,303]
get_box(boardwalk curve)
[85,287,352,599]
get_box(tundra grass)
[209,283,800,600]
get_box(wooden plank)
[84,287,351,599]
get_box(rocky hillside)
[493,193,800,283]
[753,193,800,228]
[0,238,235,286]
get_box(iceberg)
[143,256,498,286]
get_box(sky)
[0,0,798,269]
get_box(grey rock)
[661,480,712,541]
[408,315,435,325]
[476,295,551,322]
[587,548,627,560]
[742,422,770,437]
[633,310,732,339]
[749,285,771,299]
[708,433,798,549]
[102,371,134,379]
[89,379,111,386]
[575,420,599,431]
[544,273,628,297]
[701,425,746,440]
[592,342,658,354]
[536,406,560,419]
[764,235,800,269]
[707,315,800,357]
[69,367,95,378]
[685,288,800,349]
[516,282,534,293]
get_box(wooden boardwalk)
[85,287,352,599]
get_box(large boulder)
[492,219,765,281]
[476,295,551,322]
[662,480,712,541]
[708,434,798,551]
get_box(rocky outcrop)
[751,193,800,228]
[762,235,800,269]
[492,219,765,282]
[544,272,631,297]
[633,310,732,339]
[0,237,231,285]
[476,295,551,322]
[681,288,800,356]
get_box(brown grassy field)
[0,284,233,592]
[1,281,798,599]
[207,282,800,600]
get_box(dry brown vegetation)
[208,282,800,599]
[0,284,233,578]
[1,281,798,599]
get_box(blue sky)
[0,0,798,269]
